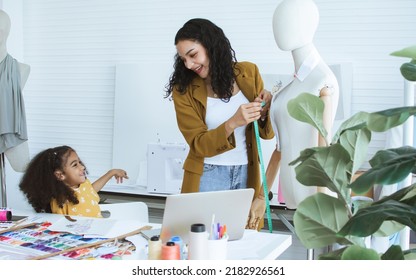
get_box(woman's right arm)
[225,102,262,137]
[173,89,234,157]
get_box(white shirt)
[205,91,249,165]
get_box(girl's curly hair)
[19,145,84,213]
[165,18,237,101]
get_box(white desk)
[0,211,292,260]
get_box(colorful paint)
[0,222,135,260]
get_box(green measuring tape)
[253,102,273,233]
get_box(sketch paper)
[47,216,116,236]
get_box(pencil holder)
[207,235,228,260]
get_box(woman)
[165,18,274,229]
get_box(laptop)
[143,188,254,244]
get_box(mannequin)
[0,9,30,172]
[269,0,339,209]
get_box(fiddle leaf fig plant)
[287,92,416,260]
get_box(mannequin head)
[0,10,11,47]
[272,0,319,51]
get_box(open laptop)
[142,188,254,244]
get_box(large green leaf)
[404,248,416,260]
[372,221,405,237]
[400,62,416,81]
[318,247,346,260]
[341,245,380,260]
[287,92,327,141]
[367,106,416,132]
[374,184,416,206]
[294,193,352,249]
[338,200,416,237]
[332,111,369,144]
[372,185,416,236]
[291,144,351,200]
[339,127,371,176]
[390,45,416,59]
[349,153,416,194]
[381,245,404,260]
[369,146,416,174]
[289,147,322,166]
[319,244,405,260]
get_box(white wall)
[2,0,416,208]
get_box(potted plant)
[286,47,416,259]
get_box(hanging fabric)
[0,54,28,153]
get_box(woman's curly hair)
[19,145,84,213]
[165,18,237,101]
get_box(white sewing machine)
[146,142,188,194]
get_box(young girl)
[19,145,128,217]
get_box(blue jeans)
[199,164,248,192]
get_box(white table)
[0,211,292,260]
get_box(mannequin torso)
[270,0,339,209]
[1,9,30,172]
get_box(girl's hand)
[92,169,129,192]
[111,169,129,184]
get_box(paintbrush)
[30,225,152,260]
[0,222,37,235]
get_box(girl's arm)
[92,169,129,192]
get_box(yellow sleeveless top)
[50,179,102,218]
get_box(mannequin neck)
[291,44,318,71]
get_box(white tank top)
[204,91,248,165]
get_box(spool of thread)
[0,209,12,221]
[161,241,180,260]
[169,235,184,260]
[147,235,162,260]
[188,223,208,260]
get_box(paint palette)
[0,222,134,260]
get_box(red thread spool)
[161,241,180,260]
[0,209,12,221]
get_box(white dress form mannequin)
[0,9,31,172]
[270,0,339,209]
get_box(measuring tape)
[253,107,273,233]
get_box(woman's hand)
[254,89,272,121]
[225,102,262,136]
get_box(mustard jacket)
[172,61,275,198]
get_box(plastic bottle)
[188,223,208,260]
[147,235,162,260]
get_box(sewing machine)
[146,142,188,194]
